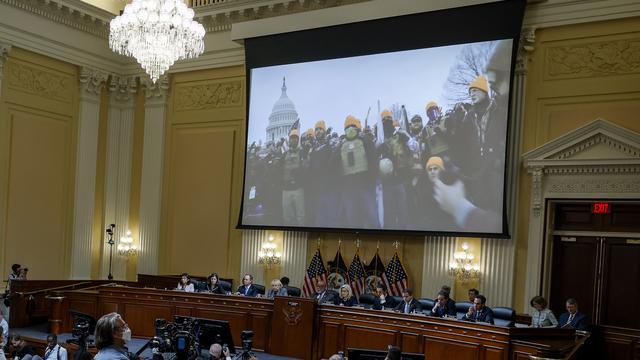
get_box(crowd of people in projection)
[243,42,511,233]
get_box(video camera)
[145,317,199,360]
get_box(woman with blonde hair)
[266,279,288,299]
[337,284,358,307]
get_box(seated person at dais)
[266,279,288,299]
[176,273,195,292]
[530,295,558,328]
[464,295,494,324]
[44,334,67,360]
[372,283,397,310]
[431,290,457,317]
[394,288,422,314]
[385,346,402,360]
[236,274,260,297]
[204,273,225,294]
[313,280,339,305]
[337,284,358,307]
[557,298,589,330]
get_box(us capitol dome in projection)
[266,77,298,142]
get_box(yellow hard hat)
[426,101,438,111]
[381,109,393,120]
[344,115,362,130]
[468,75,489,93]
[289,129,299,137]
[426,156,444,170]
[315,120,326,131]
[304,128,315,138]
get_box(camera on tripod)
[146,316,199,360]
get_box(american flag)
[348,250,367,298]
[382,252,409,296]
[303,249,327,298]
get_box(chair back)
[218,280,232,292]
[418,298,435,311]
[254,284,265,295]
[358,293,376,308]
[455,301,474,319]
[286,286,301,297]
[492,307,516,327]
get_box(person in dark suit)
[557,298,589,330]
[464,294,494,324]
[372,283,397,310]
[394,288,422,314]
[430,290,456,317]
[337,284,358,307]
[236,274,259,297]
[205,273,225,294]
[312,280,338,305]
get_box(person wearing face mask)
[43,334,67,360]
[281,128,308,226]
[94,312,133,360]
[208,343,231,360]
[338,115,379,229]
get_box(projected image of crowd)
[243,42,511,233]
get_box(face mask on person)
[122,326,132,342]
[345,127,358,140]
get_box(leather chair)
[492,307,516,327]
[194,280,208,292]
[418,298,435,312]
[455,301,474,319]
[219,280,232,293]
[392,296,403,305]
[254,284,265,295]
[286,286,301,297]
[358,293,376,309]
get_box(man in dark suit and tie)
[394,288,422,314]
[372,284,397,310]
[557,298,589,330]
[464,294,494,324]
[312,280,338,305]
[236,274,260,297]
[430,290,456,317]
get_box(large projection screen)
[240,0,525,237]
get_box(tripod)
[232,349,255,360]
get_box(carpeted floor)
[11,323,300,360]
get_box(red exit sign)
[592,202,611,214]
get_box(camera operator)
[94,312,133,360]
[207,344,230,360]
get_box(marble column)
[70,67,108,279]
[137,76,169,275]
[100,76,137,279]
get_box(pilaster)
[70,66,108,279]
[137,75,169,274]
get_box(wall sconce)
[117,230,138,257]
[449,242,480,283]
[258,235,281,269]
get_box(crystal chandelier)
[449,242,480,283]
[109,0,205,83]
[258,235,282,269]
[117,230,138,257]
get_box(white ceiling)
[80,0,130,14]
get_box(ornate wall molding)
[79,66,108,97]
[142,75,170,100]
[553,133,640,159]
[109,75,138,103]
[530,166,543,217]
[0,42,10,70]
[548,177,640,194]
[6,60,73,102]
[516,27,536,75]
[175,80,243,111]
[546,38,640,79]
[0,0,111,38]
